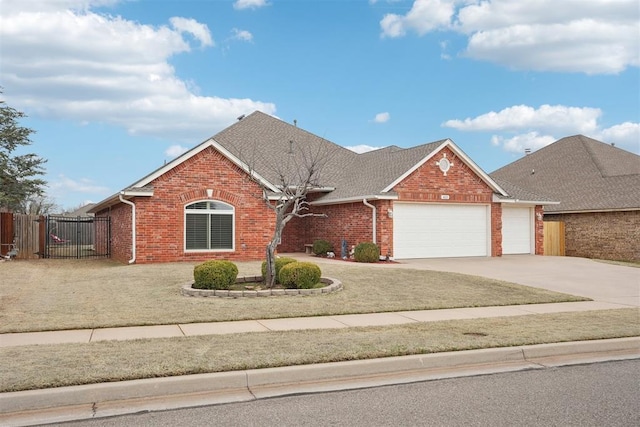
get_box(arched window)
[184,200,234,251]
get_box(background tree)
[0,92,47,212]
[19,195,60,215]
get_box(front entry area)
[393,203,489,259]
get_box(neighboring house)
[491,135,640,262]
[90,111,551,264]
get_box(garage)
[502,206,532,254]
[393,203,489,259]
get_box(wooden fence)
[0,212,42,259]
[543,221,565,256]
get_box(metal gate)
[44,215,111,259]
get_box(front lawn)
[0,259,588,333]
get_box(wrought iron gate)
[44,215,111,259]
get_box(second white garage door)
[393,203,489,259]
[502,207,533,254]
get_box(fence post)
[38,216,46,258]
[1,212,15,257]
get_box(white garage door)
[502,207,532,254]
[393,203,489,259]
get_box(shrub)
[261,257,297,284]
[354,242,380,263]
[279,262,322,289]
[312,239,333,256]
[193,260,238,290]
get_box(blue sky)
[1,0,638,210]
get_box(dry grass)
[1,309,637,393]
[0,259,587,333]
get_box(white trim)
[311,194,398,206]
[184,200,235,252]
[118,193,136,264]
[382,139,509,197]
[121,189,153,197]
[494,194,559,205]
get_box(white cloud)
[233,0,269,10]
[444,104,639,154]
[373,112,390,123]
[48,174,111,195]
[379,0,640,74]
[345,145,384,154]
[600,122,640,150]
[443,104,601,135]
[0,2,276,142]
[490,132,557,154]
[231,28,253,42]
[165,144,190,158]
[169,17,214,47]
[381,0,455,38]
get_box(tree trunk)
[265,244,276,288]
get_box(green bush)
[312,239,333,256]
[193,260,238,290]
[279,262,322,289]
[261,257,297,284]
[354,242,380,263]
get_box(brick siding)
[544,210,639,262]
[98,144,545,263]
[96,147,275,264]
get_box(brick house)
[491,135,640,262]
[90,111,551,264]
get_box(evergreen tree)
[0,93,47,212]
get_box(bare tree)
[242,139,333,288]
[19,195,59,215]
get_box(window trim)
[184,200,235,252]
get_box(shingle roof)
[90,111,541,213]
[490,135,640,212]
[213,112,459,203]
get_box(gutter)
[362,199,376,244]
[119,193,136,264]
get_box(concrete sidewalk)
[0,300,629,348]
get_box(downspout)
[362,199,376,244]
[119,193,136,264]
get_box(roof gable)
[490,135,640,212]
[381,139,508,196]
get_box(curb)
[1,337,638,426]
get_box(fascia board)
[493,194,559,205]
[311,194,398,206]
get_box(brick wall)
[97,147,275,264]
[544,210,639,262]
[535,205,544,255]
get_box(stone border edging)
[181,277,342,298]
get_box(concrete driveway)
[397,255,639,307]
